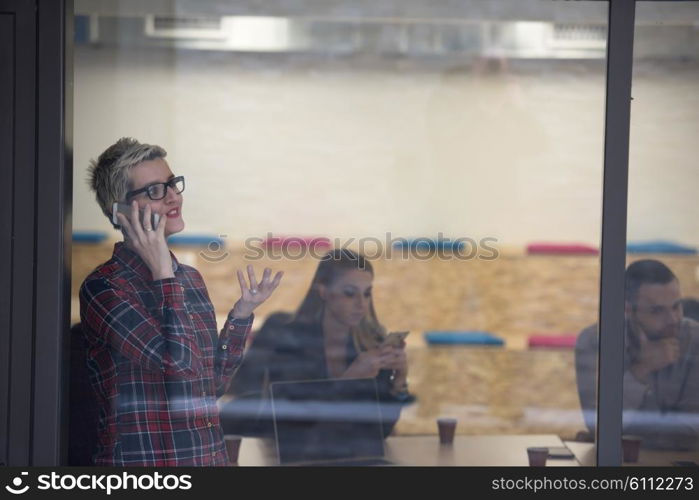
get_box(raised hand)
[231,264,283,319]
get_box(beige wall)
[73,46,699,247]
[73,47,601,245]
[628,61,699,244]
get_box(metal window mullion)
[33,0,73,466]
[597,0,636,467]
[5,0,38,467]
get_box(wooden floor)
[71,242,699,437]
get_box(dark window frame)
[2,0,682,466]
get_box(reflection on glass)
[575,261,699,457]
[622,1,699,466]
[71,0,609,466]
[623,261,698,450]
[222,249,410,446]
[76,137,280,466]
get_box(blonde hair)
[87,137,167,228]
[295,249,386,351]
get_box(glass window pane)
[622,0,699,466]
[71,0,608,466]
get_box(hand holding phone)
[112,201,173,280]
[112,202,160,229]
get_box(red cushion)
[526,243,599,256]
[528,334,577,349]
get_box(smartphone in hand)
[383,331,409,347]
[112,202,160,229]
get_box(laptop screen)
[270,378,386,465]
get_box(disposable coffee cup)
[224,435,243,465]
[527,447,548,467]
[437,418,457,445]
[622,435,642,463]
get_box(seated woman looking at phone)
[223,248,413,437]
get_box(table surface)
[235,434,699,466]
[564,441,699,467]
[234,434,581,466]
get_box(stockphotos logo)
[4,471,193,496]
[5,472,29,495]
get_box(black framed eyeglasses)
[125,175,185,201]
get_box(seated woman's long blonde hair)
[294,248,386,351]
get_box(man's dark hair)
[625,259,677,305]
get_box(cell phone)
[383,331,409,347]
[547,446,575,459]
[112,202,160,229]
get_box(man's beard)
[639,320,680,341]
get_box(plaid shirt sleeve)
[80,276,204,379]
[181,265,253,397]
[214,313,253,397]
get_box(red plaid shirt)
[79,242,251,466]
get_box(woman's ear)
[316,284,327,301]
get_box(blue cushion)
[72,231,108,244]
[627,240,697,255]
[424,331,504,346]
[167,234,224,247]
[393,239,465,252]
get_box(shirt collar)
[113,241,179,281]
